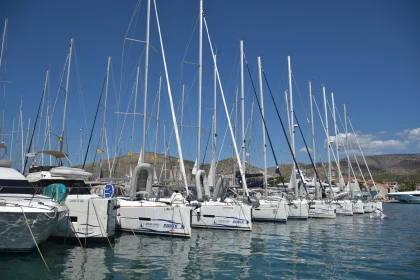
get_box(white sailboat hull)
[252,199,288,222]
[308,200,336,218]
[53,194,118,239]
[352,200,365,214]
[191,201,252,231]
[117,198,191,238]
[363,202,375,213]
[335,200,353,216]
[287,199,309,220]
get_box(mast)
[140,0,151,164]
[344,104,352,199]
[154,75,162,181]
[130,65,140,174]
[19,99,23,172]
[178,84,184,180]
[197,0,203,170]
[99,56,111,178]
[210,52,217,187]
[287,56,297,198]
[233,86,238,184]
[331,92,342,191]
[203,16,249,197]
[153,0,189,193]
[36,69,49,152]
[163,123,167,182]
[309,80,319,199]
[323,85,332,190]
[60,37,73,153]
[258,56,268,196]
[240,40,245,177]
[9,118,14,161]
[0,17,7,75]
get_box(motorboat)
[26,150,118,240]
[387,191,420,204]
[116,163,191,238]
[0,160,68,251]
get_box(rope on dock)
[20,206,51,273]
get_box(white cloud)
[298,147,313,153]
[378,130,387,135]
[326,132,407,154]
[396,128,420,142]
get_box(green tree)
[269,176,285,186]
[399,180,416,192]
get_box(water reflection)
[0,203,419,279]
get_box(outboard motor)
[130,163,153,201]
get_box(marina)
[0,0,419,279]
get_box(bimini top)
[0,160,12,168]
[26,150,68,159]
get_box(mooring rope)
[20,207,51,272]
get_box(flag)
[58,137,63,142]
[127,152,132,156]
[97,148,103,154]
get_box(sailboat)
[116,0,191,238]
[189,4,252,231]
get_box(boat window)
[0,179,38,194]
[32,180,91,195]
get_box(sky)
[0,0,419,173]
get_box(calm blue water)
[1,203,419,279]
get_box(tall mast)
[210,52,217,187]
[233,86,238,184]
[35,69,49,152]
[178,84,185,180]
[258,56,267,196]
[309,80,319,199]
[99,56,111,178]
[130,65,140,174]
[154,75,162,180]
[323,85,331,189]
[140,0,151,164]
[287,56,297,197]
[60,37,73,153]
[163,123,167,182]
[153,0,189,193]
[9,118,14,161]
[240,40,245,176]
[331,92,341,190]
[0,17,7,75]
[197,0,203,170]
[344,104,352,198]
[19,99,23,171]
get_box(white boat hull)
[252,199,288,222]
[54,195,118,239]
[308,200,336,218]
[335,200,353,216]
[363,202,375,213]
[0,195,67,252]
[191,201,252,231]
[117,199,191,238]
[352,200,364,214]
[287,199,309,220]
